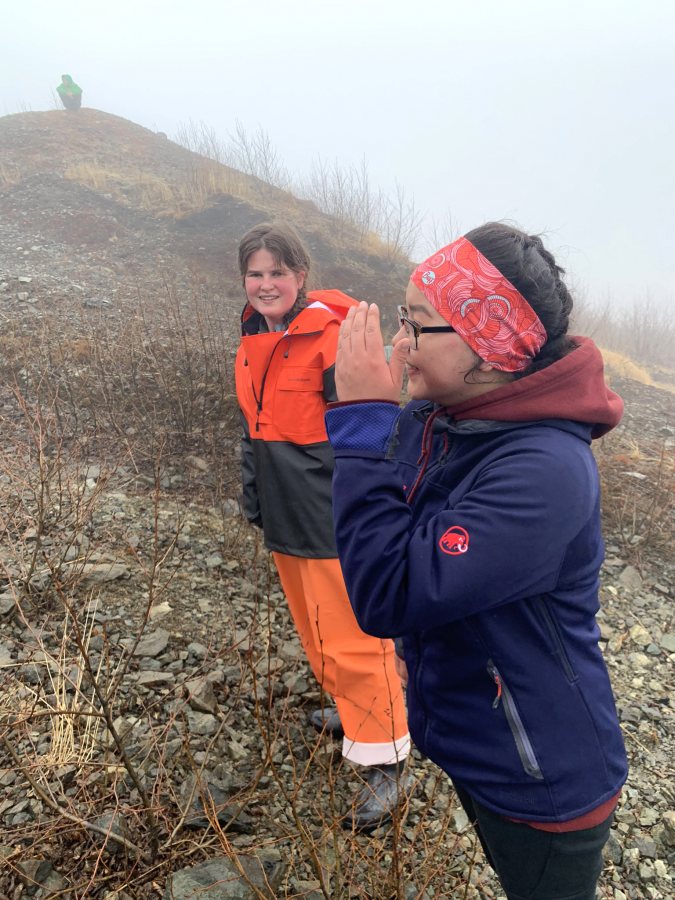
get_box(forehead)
[405,281,439,319]
[245,248,285,270]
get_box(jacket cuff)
[325,401,401,453]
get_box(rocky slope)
[0,373,672,899]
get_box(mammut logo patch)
[439,525,469,555]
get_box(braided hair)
[464,223,577,377]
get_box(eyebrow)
[406,303,434,319]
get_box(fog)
[2,0,674,310]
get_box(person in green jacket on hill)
[57,74,82,110]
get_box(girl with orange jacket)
[234,222,411,829]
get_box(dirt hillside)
[0,109,410,314]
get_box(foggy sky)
[2,0,674,311]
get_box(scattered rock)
[618,565,643,592]
[131,628,170,657]
[163,852,286,899]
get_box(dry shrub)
[65,162,177,212]
[573,295,675,372]
[0,161,21,187]
[0,337,478,896]
[601,348,654,386]
[596,435,674,560]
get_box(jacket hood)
[444,337,623,439]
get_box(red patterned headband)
[410,237,547,372]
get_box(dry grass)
[601,349,654,385]
[0,161,21,187]
[600,349,675,395]
[64,158,265,218]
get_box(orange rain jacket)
[235,290,359,558]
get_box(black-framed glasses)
[397,305,455,350]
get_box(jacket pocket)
[487,660,544,781]
[275,366,326,439]
[277,367,324,392]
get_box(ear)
[476,359,514,384]
[296,271,306,290]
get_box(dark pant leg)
[453,785,612,900]
[453,784,499,871]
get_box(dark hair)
[463,222,577,377]
[238,222,310,324]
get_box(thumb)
[388,338,410,391]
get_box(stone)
[185,455,209,472]
[80,561,130,584]
[660,633,675,653]
[187,642,208,660]
[629,624,651,647]
[149,601,173,619]
[0,594,15,617]
[661,811,675,846]
[92,812,132,853]
[635,837,658,858]
[638,860,655,882]
[137,670,175,687]
[83,297,113,308]
[452,807,469,830]
[186,710,219,737]
[18,859,68,892]
[163,853,285,899]
[183,780,254,833]
[653,860,668,879]
[619,565,643,591]
[131,629,170,657]
[604,832,623,865]
[184,676,218,715]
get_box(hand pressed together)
[335,302,409,403]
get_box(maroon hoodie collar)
[444,338,623,439]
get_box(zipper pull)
[492,673,503,709]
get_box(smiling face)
[243,248,305,330]
[393,281,511,406]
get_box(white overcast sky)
[2,0,674,310]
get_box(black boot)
[347,760,414,831]
[308,706,344,737]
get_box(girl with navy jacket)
[325,223,628,899]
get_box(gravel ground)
[0,371,672,899]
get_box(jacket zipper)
[536,599,577,683]
[487,659,544,781]
[250,334,291,432]
[247,325,323,432]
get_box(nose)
[260,272,274,289]
[393,323,409,347]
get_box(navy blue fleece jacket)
[325,339,627,822]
